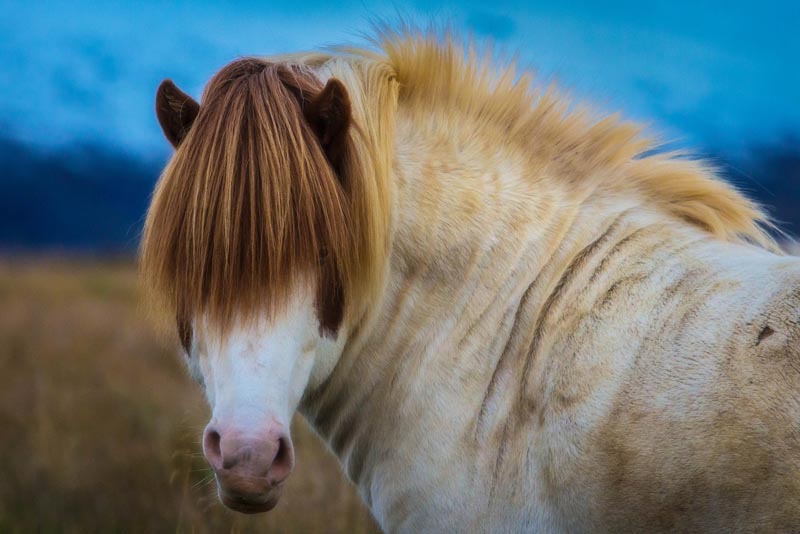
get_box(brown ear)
[304,78,351,171]
[155,79,200,148]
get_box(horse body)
[302,97,800,531]
[142,28,800,532]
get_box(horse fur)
[142,26,800,532]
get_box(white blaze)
[189,284,322,432]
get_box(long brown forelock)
[141,58,354,338]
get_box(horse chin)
[218,485,283,514]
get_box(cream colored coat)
[290,33,800,533]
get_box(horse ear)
[304,78,351,170]
[155,79,200,148]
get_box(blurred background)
[0,0,797,532]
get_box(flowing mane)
[141,25,778,337]
[356,26,776,248]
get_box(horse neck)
[298,106,780,526]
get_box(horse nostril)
[275,438,288,465]
[268,437,295,485]
[203,426,222,469]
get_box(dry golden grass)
[0,258,378,533]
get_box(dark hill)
[0,135,797,251]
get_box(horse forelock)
[141,58,359,337]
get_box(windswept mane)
[140,58,389,336]
[358,25,777,249]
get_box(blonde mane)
[141,25,778,336]
[357,25,776,248]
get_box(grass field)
[0,259,378,533]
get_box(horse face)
[186,282,338,513]
[150,70,356,513]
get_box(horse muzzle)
[202,421,295,514]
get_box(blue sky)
[1,0,797,162]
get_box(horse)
[140,26,800,532]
